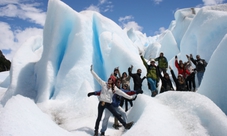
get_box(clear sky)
[0,0,226,59]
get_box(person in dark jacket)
[169,66,187,91]
[128,66,146,94]
[157,66,174,93]
[189,54,207,86]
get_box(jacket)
[170,69,187,91]
[94,89,136,107]
[157,67,174,91]
[155,56,168,68]
[175,59,190,78]
[128,67,146,90]
[141,56,158,80]
[190,58,207,72]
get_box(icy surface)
[0,1,227,136]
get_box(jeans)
[147,78,157,91]
[101,106,127,133]
[197,71,204,86]
[94,102,126,132]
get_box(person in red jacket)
[175,56,190,80]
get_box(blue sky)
[60,0,226,35]
[0,0,226,59]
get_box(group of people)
[141,52,207,96]
[87,52,207,136]
[171,54,207,91]
[88,65,140,136]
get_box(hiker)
[120,65,133,112]
[157,66,174,93]
[140,54,159,97]
[90,65,135,136]
[122,84,133,112]
[169,66,187,91]
[113,78,124,129]
[120,66,132,89]
[185,55,196,91]
[128,65,146,94]
[189,54,207,86]
[175,55,190,80]
[155,52,168,74]
[87,80,137,135]
[111,67,121,80]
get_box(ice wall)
[34,0,145,103]
[172,8,198,49]
[179,5,227,61]
[1,36,43,105]
[198,34,227,114]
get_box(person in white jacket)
[90,65,135,136]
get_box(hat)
[178,74,183,77]
[109,75,116,84]
[150,59,155,62]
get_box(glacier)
[1,0,227,136]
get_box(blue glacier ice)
[1,0,227,136]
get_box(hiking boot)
[94,130,98,136]
[151,90,158,97]
[112,124,119,130]
[100,132,105,136]
[124,121,134,129]
[116,124,122,127]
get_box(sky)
[0,0,227,60]
[0,0,227,135]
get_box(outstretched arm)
[121,89,137,95]
[142,76,146,82]
[175,57,179,69]
[87,90,101,97]
[155,57,159,61]
[140,56,148,68]
[128,66,134,77]
[186,55,192,65]
[115,86,135,100]
[126,65,133,80]
[169,66,177,83]
[114,67,121,78]
[189,54,196,65]
[90,65,106,86]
